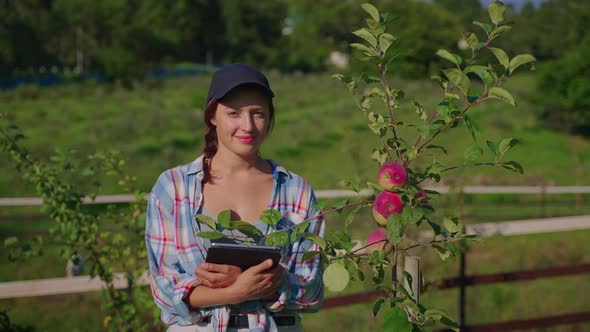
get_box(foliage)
[327,2,533,329]
[191,1,535,330]
[494,0,589,61]
[0,0,286,82]
[536,36,590,136]
[0,120,157,331]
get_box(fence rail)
[1,186,589,206]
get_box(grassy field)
[1,72,589,198]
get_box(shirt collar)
[186,155,290,179]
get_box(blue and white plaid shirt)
[145,156,325,331]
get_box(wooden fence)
[1,186,589,207]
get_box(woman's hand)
[195,263,242,288]
[229,259,285,303]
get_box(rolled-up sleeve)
[145,181,211,325]
[268,186,325,312]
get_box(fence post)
[459,251,467,330]
[403,256,421,303]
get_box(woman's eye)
[254,112,265,118]
[228,112,239,117]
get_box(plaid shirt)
[145,156,325,331]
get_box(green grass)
[1,73,589,198]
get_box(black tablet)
[205,242,282,271]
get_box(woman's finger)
[202,263,231,273]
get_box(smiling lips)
[236,136,255,143]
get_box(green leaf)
[405,147,418,161]
[372,298,385,317]
[486,140,500,157]
[440,313,460,328]
[402,271,414,294]
[442,68,470,96]
[217,210,231,229]
[264,231,289,247]
[425,309,456,326]
[301,250,320,263]
[488,1,506,24]
[401,207,424,225]
[424,308,445,321]
[260,209,282,225]
[473,20,492,34]
[443,217,463,233]
[332,74,353,84]
[490,25,512,38]
[350,43,373,54]
[367,181,385,192]
[446,242,460,256]
[379,33,396,54]
[500,161,524,174]
[418,124,431,139]
[290,221,310,244]
[352,28,378,48]
[381,307,413,332]
[361,3,380,22]
[331,230,351,243]
[196,231,223,240]
[433,244,451,261]
[323,263,350,292]
[371,148,387,164]
[425,145,448,155]
[229,221,263,237]
[424,219,441,236]
[301,232,327,250]
[195,214,217,230]
[488,87,516,106]
[427,162,446,176]
[499,137,518,157]
[488,47,509,69]
[463,32,479,51]
[386,215,404,245]
[445,92,461,101]
[508,54,536,74]
[463,145,483,161]
[435,49,461,66]
[4,237,18,247]
[338,180,360,193]
[463,114,481,141]
[465,65,494,87]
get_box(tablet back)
[205,243,282,271]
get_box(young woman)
[145,64,325,332]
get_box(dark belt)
[201,314,296,328]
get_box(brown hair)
[202,87,275,182]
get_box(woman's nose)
[240,114,255,131]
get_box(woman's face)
[211,86,271,157]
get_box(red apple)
[372,191,403,225]
[377,162,408,189]
[367,228,388,251]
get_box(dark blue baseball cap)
[206,63,274,104]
